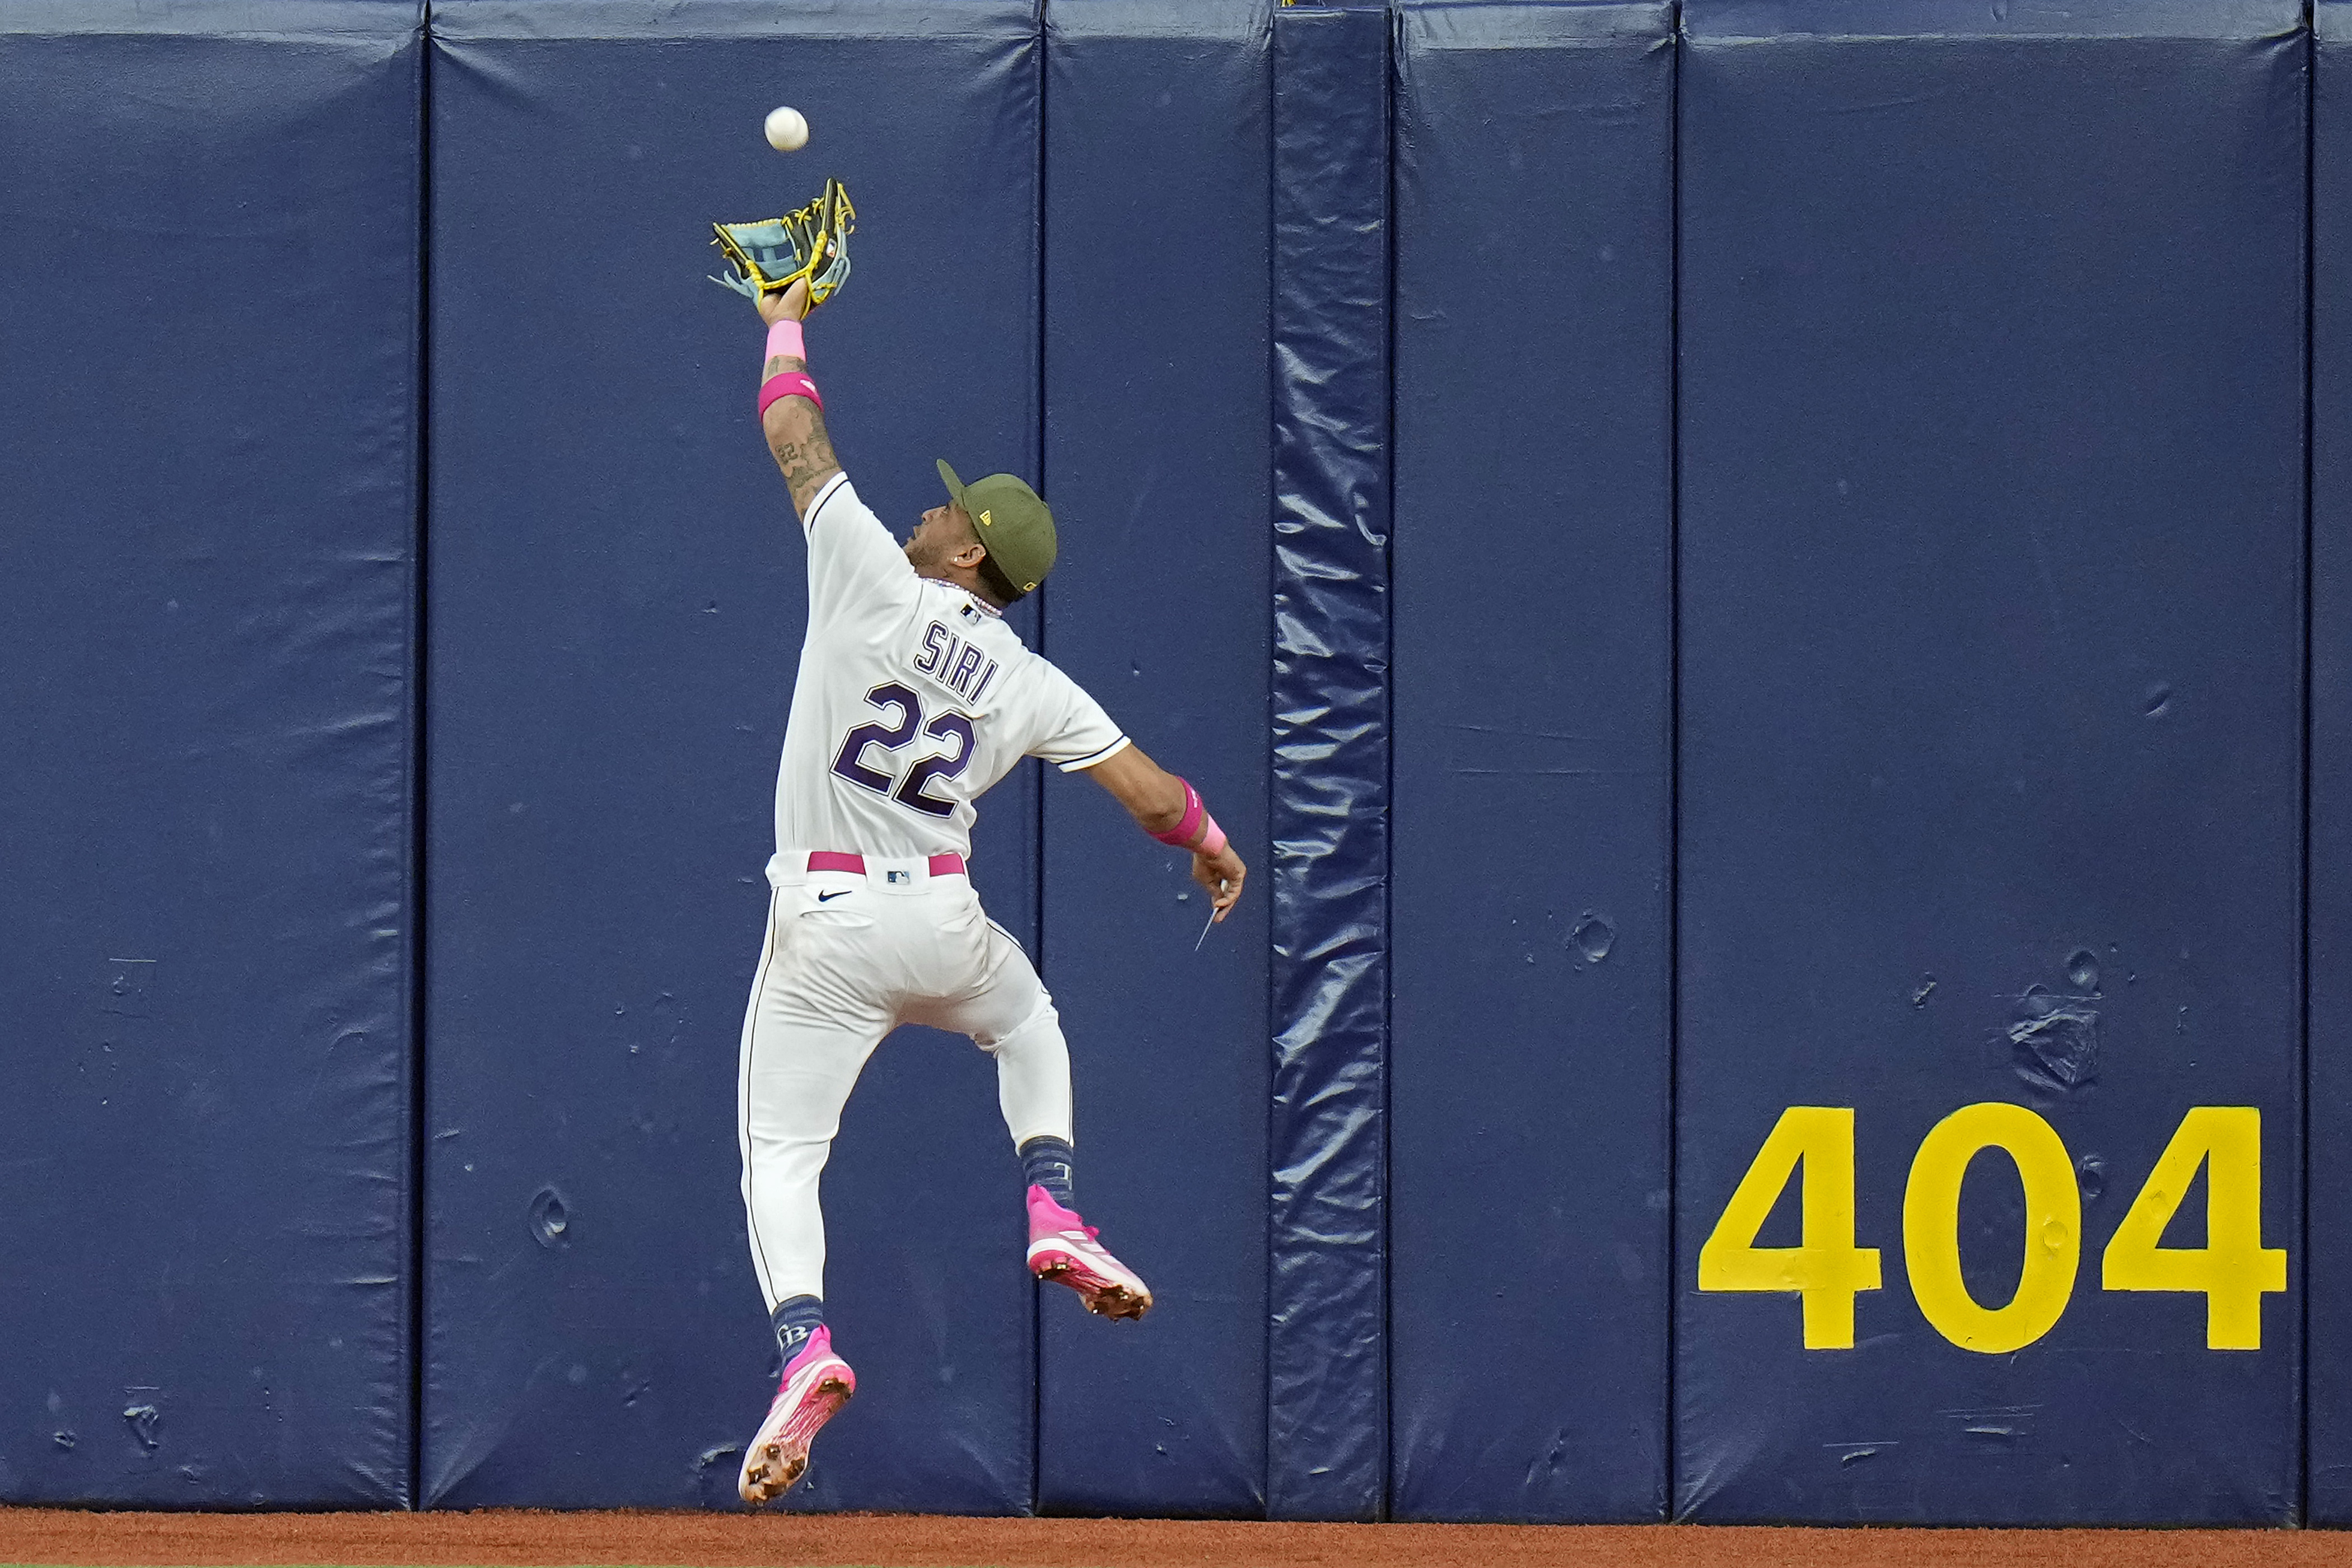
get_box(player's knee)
[976,999,1061,1058]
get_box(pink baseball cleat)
[738,1324,855,1505]
[1026,1185,1154,1321]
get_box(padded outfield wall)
[0,0,2341,1525]
[0,0,421,1508]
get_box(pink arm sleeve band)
[1151,777,1224,856]
[759,372,823,418]
[764,318,806,366]
[1150,779,1203,846]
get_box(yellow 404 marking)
[1697,1104,2285,1353]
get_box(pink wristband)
[763,318,806,367]
[758,372,823,418]
[1152,778,1221,853]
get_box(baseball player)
[730,276,1248,1505]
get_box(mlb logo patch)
[886,869,911,885]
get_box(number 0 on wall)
[1902,1103,2079,1354]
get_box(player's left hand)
[1193,844,1247,921]
[757,277,811,327]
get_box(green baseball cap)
[936,459,1058,594]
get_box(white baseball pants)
[736,853,1074,1310]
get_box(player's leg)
[737,889,892,1317]
[922,913,1154,1322]
[907,908,1072,1175]
[734,884,891,1502]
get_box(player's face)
[904,503,977,576]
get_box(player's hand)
[757,277,811,326]
[1193,844,1246,921]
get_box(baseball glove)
[710,176,855,307]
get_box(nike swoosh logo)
[816,889,850,902]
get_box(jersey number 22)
[831,682,977,819]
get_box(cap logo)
[979,510,992,528]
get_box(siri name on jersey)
[915,619,1000,708]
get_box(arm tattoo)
[761,364,842,517]
[773,418,839,512]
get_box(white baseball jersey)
[769,470,1128,863]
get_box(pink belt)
[808,850,966,879]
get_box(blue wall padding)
[1266,0,1392,1524]
[1677,0,2305,1524]
[423,0,1042,1511]
[8,0,2341,1528]
[1036,0,1273,1518]
[1270,0,1392,1523]
[0,0,419,1508]
[1387,0,1674,1524]
[2313,0,2352,1527]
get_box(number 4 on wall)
[1696,1107,1883,1350]
[2101,1106,2286,1351]
[1697,1103,2286,1352]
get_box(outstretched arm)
[755,279,843,519]
[1082,743,1247,921]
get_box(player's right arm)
[1082,743,1248,920]
[755,279,842,519]
[749,280,916,618]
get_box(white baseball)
[764,105,809,152]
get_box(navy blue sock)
[771,1294,824,1360]
[1019,1135,1077,1207]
